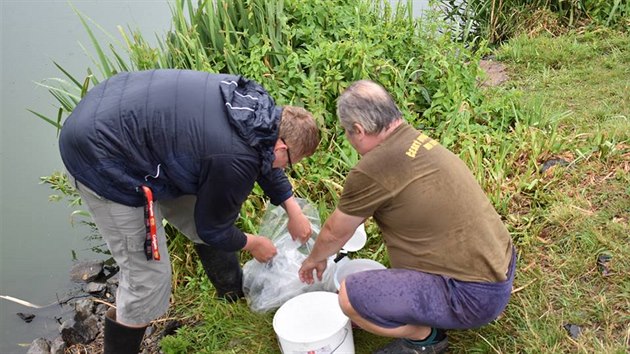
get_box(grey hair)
[336,80,402,134]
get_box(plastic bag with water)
[242,198,337,313]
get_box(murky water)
[0,2,173,352]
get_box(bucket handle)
[330,327,350,353]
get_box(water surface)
[1,2,173,352]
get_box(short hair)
[279,106,320,158]
[336,80,402,134]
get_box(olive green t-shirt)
[339,123,512,282]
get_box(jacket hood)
[220,76,282,175]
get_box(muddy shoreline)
[20,260,180,354]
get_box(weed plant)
[438,0,630,43]
[35,0,629,353]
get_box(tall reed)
[439,0,630,43]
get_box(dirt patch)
[479,59,509,87]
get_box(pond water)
[0,2,174,352]
[0,0,429,352]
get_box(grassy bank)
[155,29,630,354]
[484,30,630,353]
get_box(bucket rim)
[272,291,349,343]
[334,258,386,290]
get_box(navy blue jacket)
[59,69,292,251]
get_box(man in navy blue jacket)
[59,69,320,353]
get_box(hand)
[244,235,277,263]
[287,212,312,244]
[298,256,328,284]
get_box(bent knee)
[338,281,357,317]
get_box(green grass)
[496,30,630,138]
[479,29,629,353]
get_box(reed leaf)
[27,109,62,130]
[36,80,80,104]
[52,61,82,88]
[109,42,132,72]
[80,75,91,98]
[71,5,114,77]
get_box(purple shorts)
[345,248,517,329]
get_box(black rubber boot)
[103,308,146,354]
[194,243,244,302]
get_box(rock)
[162,319,182,337]
[70,260,104,283]
[17,312,36,323]
[563,323,581,339]
[107,282,118,294]
[145,324,156,337]
[26,338,50,354]
[597,254,613,276]
[25,259,124,353]
[50,336,67,354]
[106,271,120,285]
[84,282,107,294]
[73,298,94,320]
[95,303,109,315]
[104,264,120,281]
[540,158,569,174]
[60,314,100,345]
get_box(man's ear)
[273,139,286,152]
[352,122,365,136]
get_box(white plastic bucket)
[334,259,386,291]
[273,291,354,354]
[341,224,367,252]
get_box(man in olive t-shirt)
[299,80,515,354]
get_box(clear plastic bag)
[242,198,337,313]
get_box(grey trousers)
[71,176,204,325]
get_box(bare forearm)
[308,208,363,262]
[308,222,349,262]
[299,209,364,283]
[281,196,302,218]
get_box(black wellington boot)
[103,308,146,354]
[194,243,244,302]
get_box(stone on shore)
[70,260,104,283]
[50,337,67,354]
[85,281,107,294]
[26,338,50,354]
[60,313,100,345]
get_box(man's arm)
[257,168,313,242]
[194,157,277,261]
[299,209,365,284]
[281,196,312,243]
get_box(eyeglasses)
[280,138,293,171]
